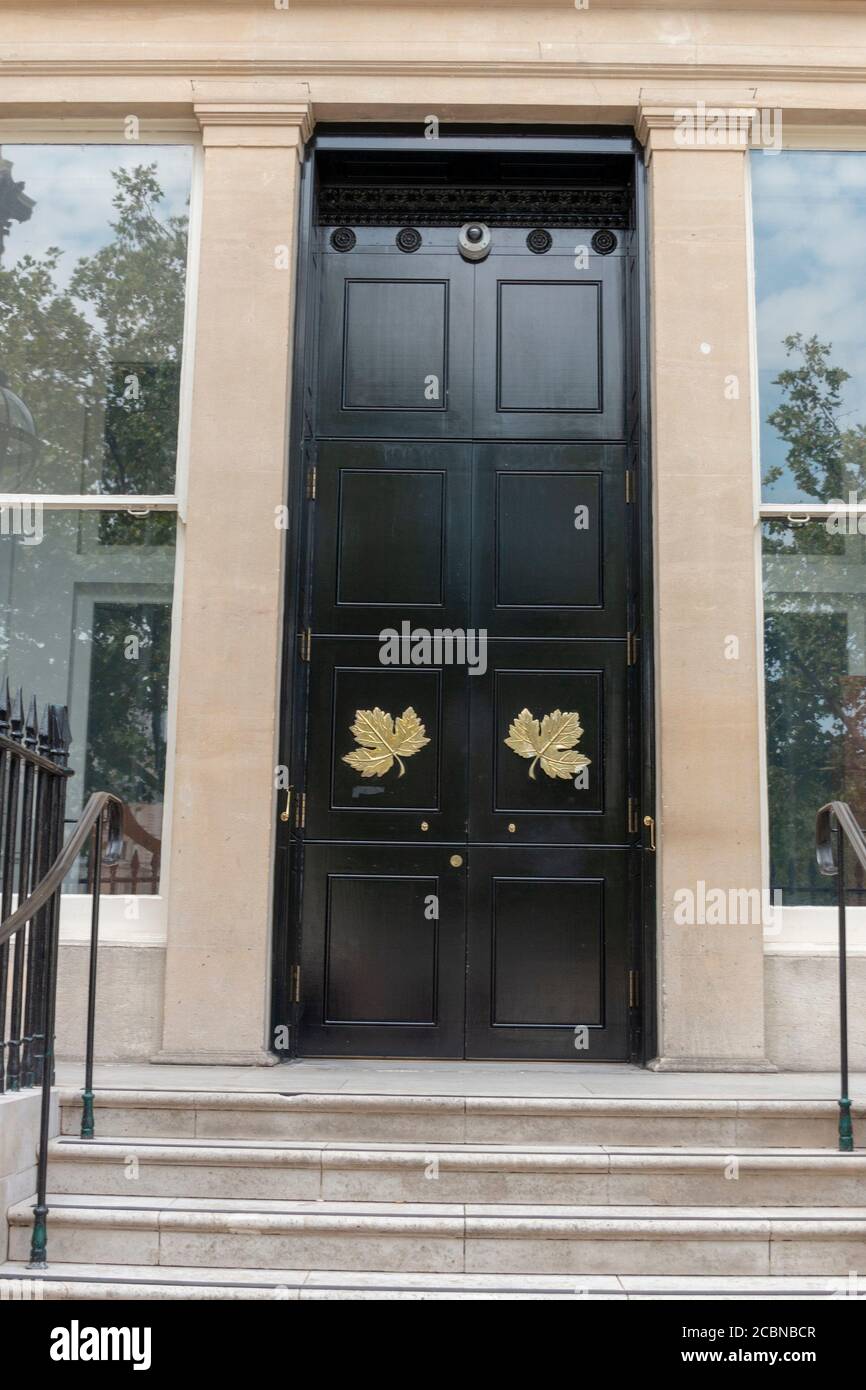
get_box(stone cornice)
[637,101,757,153]
[194,101,314,152]
[2,57,866,85]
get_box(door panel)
[470,640,627,845]
[465,847,630,1060]
[472,443,628,639]
[305,639,468,842]
[317,251,475,438]
[312,441,471,636]
[300,844,466,1057]
[473,253,625,440]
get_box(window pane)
[0,509,176,893]
[763,519,866,904]
[752,151,866,504]
[0,145,192,494]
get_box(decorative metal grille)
[317,184,631,229]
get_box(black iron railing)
[815,800,863,1153]
[0,681,123,1265]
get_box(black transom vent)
[317,149,633,229]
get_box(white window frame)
[0,120,203,943]
[750,133,866,952]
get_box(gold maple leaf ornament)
[343,706,430,779]
[504,708,591,781]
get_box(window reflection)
[752,152,866,503]
[0,146,191,494]
[0,510,176,893]
[763,519,866,903]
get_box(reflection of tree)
[84,601,170,806]
[0,163,187,494]
[764,335,866,903]
[0,164,184,892]
[765,595,848,903]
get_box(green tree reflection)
[764,336,866,903]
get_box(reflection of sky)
[1,144,192,291]
[752,151,866,502]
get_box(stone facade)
[3,0,866,1070]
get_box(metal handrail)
[0,731,75,780]
[815,800,862,1152]
[0,790,124,1265]
[0,793,123,948]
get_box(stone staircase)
[2,1087,865,1299]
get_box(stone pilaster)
[158,102,313,1064]
[639,103,773,1070]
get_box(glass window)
[1,143,191,899]
[0,510,176,893]
[0,145,192,494]
[754,151,866,904]
[752,151,866,504]
[763,519,866,903]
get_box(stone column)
[158,103,313,1064]
[638,105,773,1070]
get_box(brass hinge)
[628,797,639,836]
[307,466,317,500]
[291,963,301,1004]
[625,469,635,504]
[296,791,306,829]
[629,969,639,1009]
[299,628,312,662]
[627,631,638,665]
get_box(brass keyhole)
[507,823,517,834]
[420,821,429,832]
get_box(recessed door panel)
[498,281,601,411]
[470,640,627,845]
[473,251,625,440]
[498,472,601,604]
[312,441,471,635]
[318,250,474,438]
[305,638,467,842]
[491,878,604,1026]
[466,847,629,1060]
[343,279,447,411]
[300,843,466,1057]
[472,443,628,638]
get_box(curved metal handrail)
[122,802,161,859]
[0,792,124,949]
[815,801,861,1153]
[816,800,866,879]
[0,788,125,1265]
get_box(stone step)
[57,1088,860,1148]
[0,1262,859,1301]
[9,1194,866,1276]
[45,1136,866,1207]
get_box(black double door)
[295,222,637,1059]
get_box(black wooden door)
[297,222,635,1059]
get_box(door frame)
[270,124,656,1064]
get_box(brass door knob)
[450,854,464,868]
